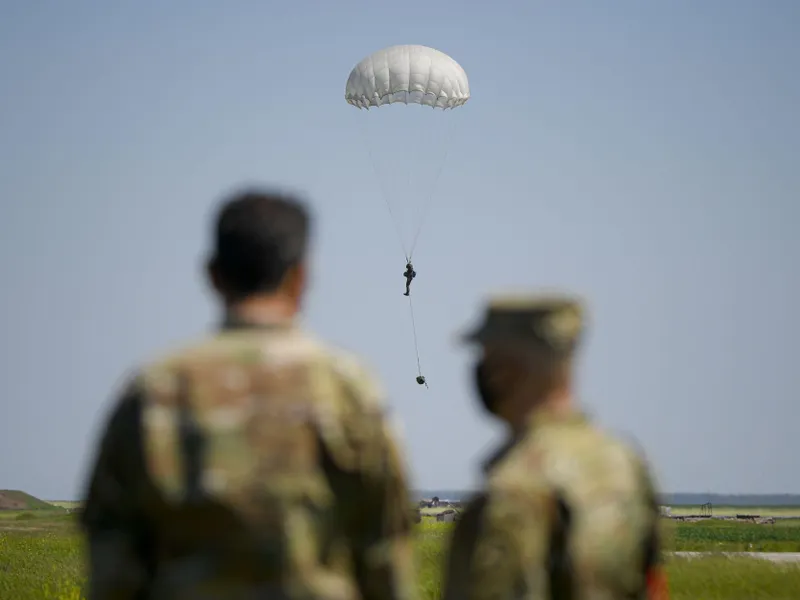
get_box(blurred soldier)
[80,189,416,600]
[441,294,668,600]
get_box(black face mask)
[474,361,500,416]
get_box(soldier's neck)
[508,388,574,437]
[224,294,299,326]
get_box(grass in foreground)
[666,558,800,600]
[660,517,800,552]
[2,517,800,599]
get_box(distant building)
[419,496,442,509]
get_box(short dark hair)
[211,189,311,296]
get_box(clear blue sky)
[1,1,797,500]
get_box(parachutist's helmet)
[406,262,412,269]
[416,375,426,385]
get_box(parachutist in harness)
[403,262,416,296]
[416,375,427,388]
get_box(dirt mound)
[0,490,55,510]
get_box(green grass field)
[2,510,800,599]
[46,502,82,510]
[667,505,800,517]
[660,517,800,552]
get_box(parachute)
[345,45,470,386]
[345,45,470,110]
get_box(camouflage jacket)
[80,319,416,600]
[441,410,663,600]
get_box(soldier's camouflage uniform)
[442,296,665,600]
[80,317,416,600]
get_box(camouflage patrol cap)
[461,293,585,354]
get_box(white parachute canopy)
[343,44,470,261]
[345,45,470,110]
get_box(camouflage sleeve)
[80,377,154,600]
[463,483,552,600]
[331,360,416,600]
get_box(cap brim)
[458,326,488,345]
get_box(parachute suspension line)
[407,295,423,376]
[358,116,410,262]
[407,118,458,260]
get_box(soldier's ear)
[273,260,306,304]
[287,260,308,298]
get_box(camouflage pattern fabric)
[80,319,416,600]
[441,410,662,600]
[459,294,585,353]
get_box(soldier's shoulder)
[584,424,653,471]
[131,331,286,393]
[485,438,549,498]
[135,333,235,381]
[484,419,657,509]
[136,328,325,373]
[602,428,660,488]
[545,420,658,493]
[574,420,652,471]
[534,414,637,456]
[484,450,551,520]
[323,343,381,386]
[497,417,642,475]
[134,331,386,413]
[315,341,387,412]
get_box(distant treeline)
[417,491,800,506]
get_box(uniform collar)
[481,437,518,474]
[220,310,296,331]
[524,406,587,431]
